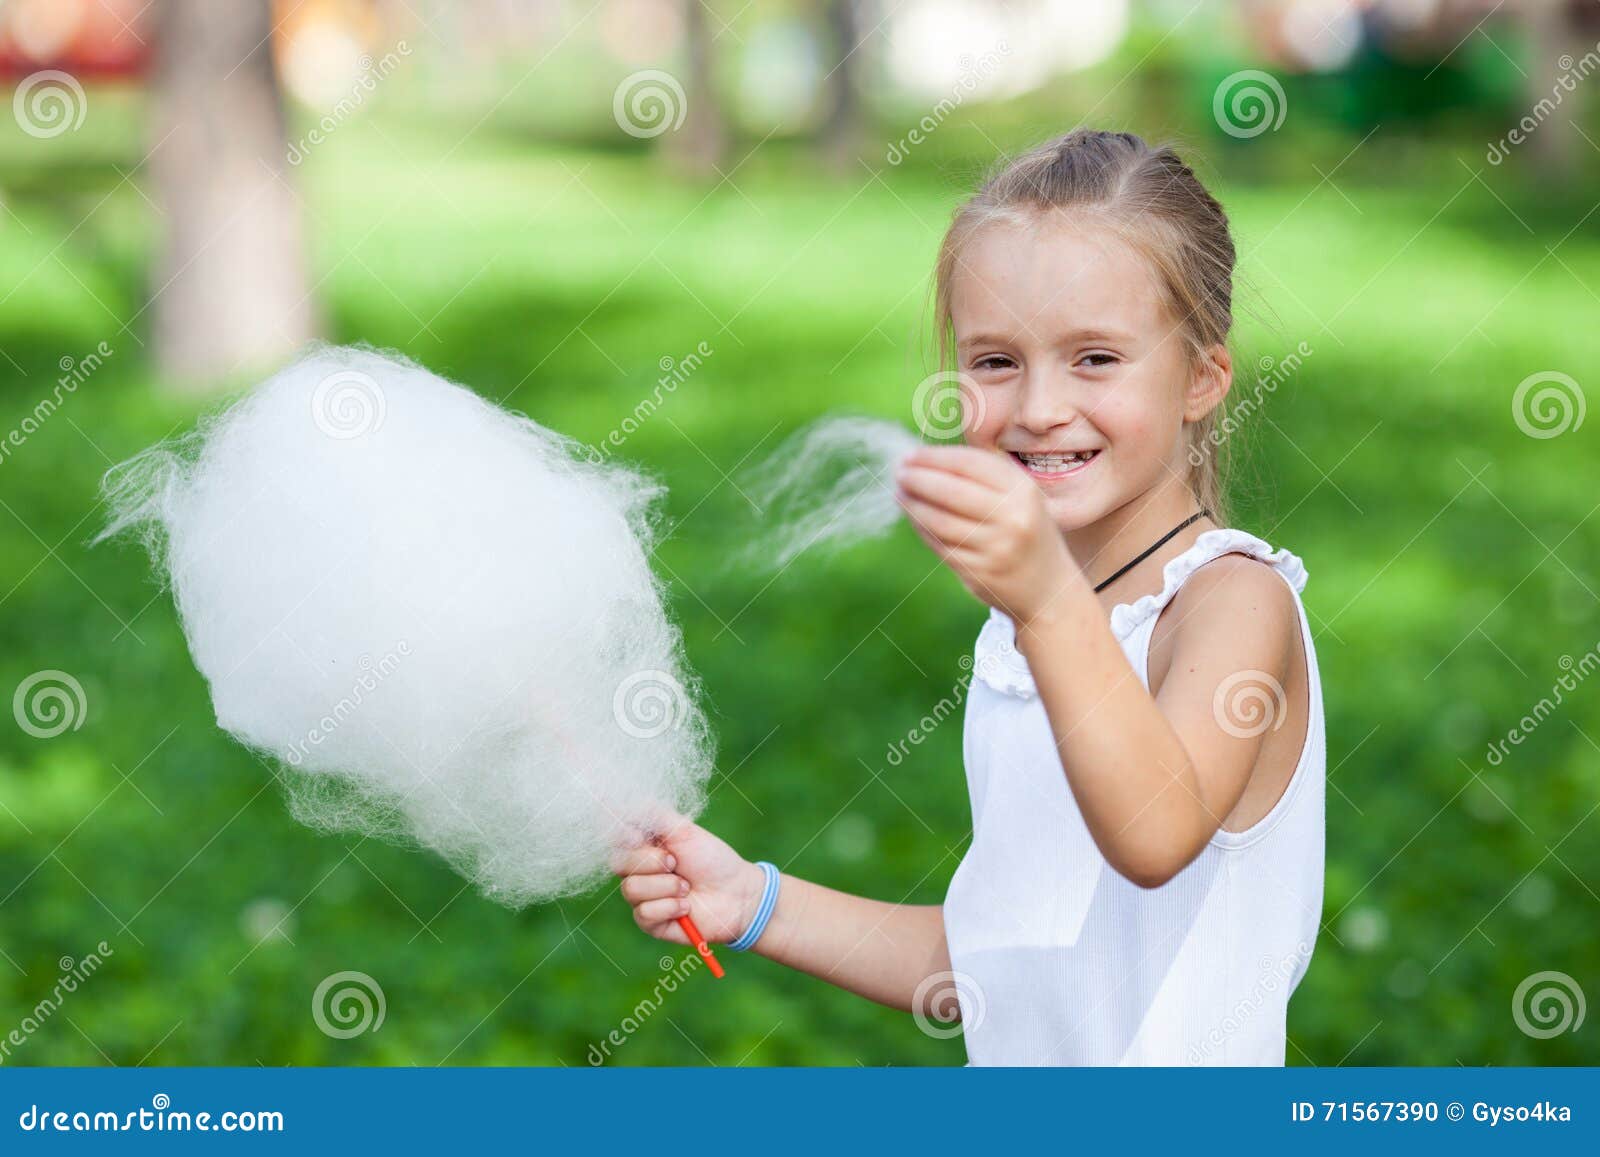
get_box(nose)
[1013,368,1080,435]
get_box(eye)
[972,353,1016,371]
[1078,351,1119,368]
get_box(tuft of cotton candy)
[737,416,921,572]
[99,344,712,907]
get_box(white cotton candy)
[100,345,712,907]
[738,416,921,572]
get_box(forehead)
[949,212,1170,340]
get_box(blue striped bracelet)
[727,861,780,952]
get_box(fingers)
[638,807,692,842]
[618,867,693,941]
[634,910,690,943]
[900,494,982,551]
[619,872,687,904]
[634,895,692,925]
[610,843,676,876]
[903,444,1016,487]
[896,464,1002,520]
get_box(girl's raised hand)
[611,816,765,946]
[895,445,1076,627]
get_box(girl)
[614,129,1325,1066]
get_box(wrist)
[731,859,767,940]
[1013,571,1092,644]
[727,861,781,952]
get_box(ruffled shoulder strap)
[1107,527,1308,642]
[971,528,1309,700]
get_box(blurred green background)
[1,0,1597,1066]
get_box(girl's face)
[950,213,1220,532]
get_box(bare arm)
[750,872,949,1012]
[614,822,950,1013]
[1014,555,1297,886]
[896,444,1298,888]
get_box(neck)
[1062,472,1214,609]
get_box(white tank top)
[943,528,1325,1066]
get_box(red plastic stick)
[676,915,724,979]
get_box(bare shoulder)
[1156,552,1299,674]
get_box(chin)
[1041,494,1101,533]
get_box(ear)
[1183,343,1232,422]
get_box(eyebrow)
[957,327,1134,349]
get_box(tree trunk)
[149,0,317,392]
[1517,0,1577,179]
[666,0,728,177]
[820,0,865,173]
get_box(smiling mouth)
[1011,449,1101,479]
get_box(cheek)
[1088,396,1153,446]
[963,388,1006,446]
[1092,384,1185,450]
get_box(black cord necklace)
[1091,509,1213,594]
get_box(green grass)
[1,116,1597,1066]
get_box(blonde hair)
[933,129,1236,525]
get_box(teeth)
[1018,450,1097,473]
